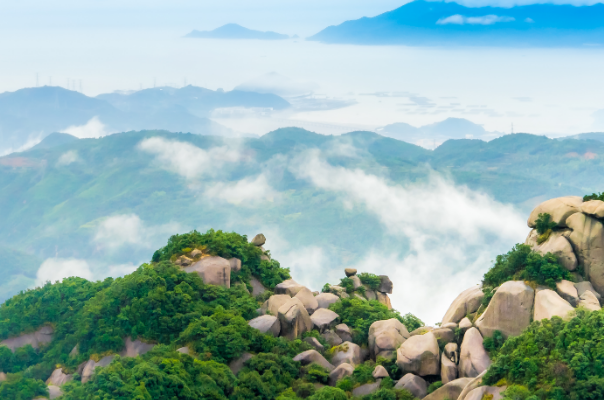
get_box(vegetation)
[483,309,604,400]
[358,273,382,291]
[583,192,604,202]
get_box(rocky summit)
[1,195,604,400]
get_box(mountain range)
[308,0,604,46]
[185,23,291,40]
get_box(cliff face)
[0,196,603,400]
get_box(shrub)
[583,192,604,202]
[339,277,355,294]
[307,386,348,400]
[483,330,505,355]
[427,381,443,394]
[535,213,556,235]
[358,273,381,291]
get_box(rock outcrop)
[441,286,484,325]
[80,355,115,383]
[278,297,312,339]
[261,294,291,316]
[440,354,457,384]
[275,279,307,297]
[423,377,472,400]
[567,212,604,294]
[335,324,353,342]
[310,309,339,332]
[46,368,73,386]
[527,196,582,228]
[304,337,325,352]
[526,229,578,271]
[352,382,381,397]
[329,363,354,385]
[293,350,335,372]
[315,293,340,309]
[556,280,580,306]
[294,287,319,314]
[534,288,575,321]
[251,233,266,246]
[120,337,155,358]
[249,315,281,336]
[394,373,428,398]
[368,318,410,360]
[476,281,534,338]
[0,325,54,352]
[578,290,601,311]
[372,365,389,379]
[396,331,440,376]
[459,328,491,378]
[184,256,231,288]
[464,386,506,400]
[331,341,361,367]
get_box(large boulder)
[441,286,484,325]
[464,386,506,400]
[261,294,292,316]
[295,287,319,314]
[580,200,604,218]
[250,277,267,296]
[527,196,582,228]
[229,258,242,273]
[278,298,312,339]
[378,275,393,294]
[526,229,577,271]
[534,288,575,321]
[368,318,410,360]
[567,212,604,294]
[431,328,455,346]
[376,292,392,309]
[475,281,534,339]
[304,337,325,352]
[184,256,231,288]
[315,293,340,309]
[373,365,389,379]
[579,290,601,311]
[345,268,357,277]
[457,370,487,400]
[251,233,266,246]
[352,382,381,397]
[575,281,602,301]
[459,328,491,378]
[396,332,440,376]
[394,373,428,398]
[249,315,281,337]
[335,324,353,342]
[275,279,307,297]
[46,368,73,386]
[120,337,155,358]
[81,355,115,383]
[331,341,362,367]
[440,353,457,384]
[459,317,472,333]
[0,325,54,352]
[293,350,335,372]
[423,378,472,400]
[321,330,343,347]
[329,363,354,385]
[556,280,580,307]
[444,343,458,364]
[310,309,340,332]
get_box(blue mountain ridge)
[308,0,604,46]
[185,23,290,40]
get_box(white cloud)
[138,137,242,180]
[437,14,515,25]
[56,150,80,166]
[93,214,182,250]
[291,150,528,323]
[62,116,108,139]
[35,258,94,286]
[205,174,278,205]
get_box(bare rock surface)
[432,328,455,346]
[322,330,343,347]
[120,337,155,358]
[315,293,340,309]
[261,294,291,316]
[249,315,281,337]
[567,212,604,294]
[534,288,575,321]
[441,286,484,325]
[556,280,580,306]
[527,196,582,228]
[376,292,392,309]
[47,368,73,386]
[459,317,472,333]
[580,199,604,218]
[0,325,54,352]
[368,318,410,360]
[293,350,335,372]
[444,343,458,364]
[459,328,491,378]
[441,353,457,384]
[310,309,340,332]
[379,275,393,294]
[353,382,381,397]
[394,373,428,398]
[251,233,266,246]
[331,341,361,367]
[526,229,578,271]
[278,297,312,339]
[464,386,506,400]
[329,362,354,385]
[373,365,389,379]
[423,377,472,400]
[295,287,319,314]
[457,370,487,400]
[335,324,352,342]
[396,331,440,376]
[250,277,267,296]
[81,355,115,383]
[48,385,63,400]
[575,281,602,300]
[476,280,534,338]
[229,257,242,273]
[184,256,231,288]
[304,337,325,352]
[579,290,601,311]
[275,279,307,296]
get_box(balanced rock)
[261,294,291,316]
[0,325,54,352]
[251,233,266,246]
[329,363,354,385]
[304,337,325,352]
[423,378,473,400]
[275,279,307,297]
[47,368,73,386]
[526,229,577,271]
[394,373,428,398]
[567,212,604,294]
[441,353,458,384]
[459,328,491,378]
[527,196,582,228]
[278,297,312,339]
[310,309,340,332]
[580,199,604,219]
[315,293,340,309]
[249,315,281,337]
[368,318,410,360]
[396,331,440,376]
[372,365,389,379]
[293,349,335,372]
[331,341,361,367]
[295,287,319,314]
[184,256,231,288]
[441,286,484,325]
[476,281,534,338]
[378,275,393,294]
[534,289,575,321]
[579,290,601,311]
[556,280,580,306]
[335,324,353,342]
[345,268,357,277]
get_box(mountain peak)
[185,24,290,40]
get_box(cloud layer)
[437,14,515,25]
[93,214,182,250]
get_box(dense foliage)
[482,244,572,290]
[583,192,604,202]
[484,310,604,400]
[358,273,382,291]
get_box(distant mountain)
[377,118,501,148]
[308,0,604,46]
[562,132,604,142]
[185,23,290,40]
[0,85,291,155]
